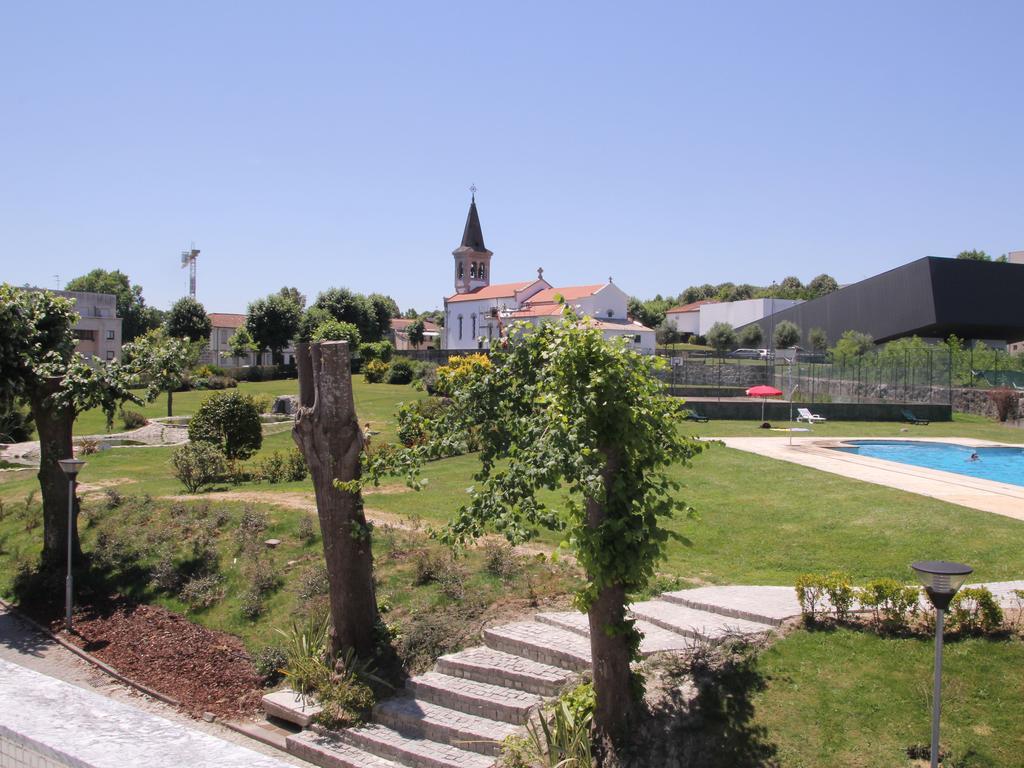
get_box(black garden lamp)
[58,458,86,632]
[910,560,973,768]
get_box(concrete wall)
[699,298,801,336]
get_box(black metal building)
[742,257,1024,347]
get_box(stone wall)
[658,362,769,388]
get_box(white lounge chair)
[796,407,826,423]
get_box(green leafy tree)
[313,288,380,342]
[166,296,212,343]
[831,330,875,362]
[188,390,263,459]
[707,322,737,354]
[737,323,764,348]
[956,249,991,261]
[806,274,839,298]
[246,293,302,365]
[122,329,196,417]
[371,314,703,750]
[278,286,307,309]
[809,327,829,352]
[773,320,801,349]
[225,325,257,362]
[680,284,717,304]
[65,269,162,342]
[0,285,141,569]
[406,319,426,348]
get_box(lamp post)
[58,458,86,632]
[911,560,973,768]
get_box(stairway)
[265,588,785,768]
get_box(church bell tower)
[452,190,493,294]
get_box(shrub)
[179,574,225,611]
[248,558,284,596]
[358,341,393,364]
[172,442,228,493]
[503,684,594,768]
[312,319,361,347]
[297,563,330,601]
[0,402,35,443]
[395,609,470,674]
[150,551,183,592]
[363,359,389,383]
[286,448,308,481]
[191,375,238,390]
[396,397,450,447]
[988,388,1020,422]
[251,393,274,414]
[77,437,101,455]
[193,364,226,378]
[120,407,147,430]
[256,451,287,483]
[104,488,124,509]
[298,516,317,545]
[857,578,920,627]
[706,322,737,354]
[188,390,262,459]
[235,507,269,552]
[824,571,855,621]
[435,354,491,397]
[240,589,265,620]
[949,586,1003,634]
[412,551,465,599]
[386,359,415,385]
[795,574,827,622]
[252,645,288,684]
[483,541,520,582]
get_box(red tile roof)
[666,299,718,313]
[208,313,246,328]
[446,281,538,303]
[524,284,606,305]
[508,305,566,319]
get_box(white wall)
[698,298,801,336]
[665,310,700,335]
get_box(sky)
[2,2,1023,315]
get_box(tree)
[246,293,302,365]
[707,322,737,354]
[737,323,764,348]
[313,288,380,342]
[293,341,381,660]
[681,283,717,305]
[773,320,801,349]
[0,285,140,571]
[368,293,398,340]
[806,274,839,298]
[809,327,829,353]
[278,286,307,310]
[407,319,426,348]
[376,315,703,751]
[166,297,212,343]
[65,269,162,342]
[189,391,262,459]
[122,330,196,417]
[312,319,361,347]
[956,250,991,261]
[225,325,257,362]
[831,330,875,361]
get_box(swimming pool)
[834,440,1024,487]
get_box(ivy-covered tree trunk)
[292,341,380,659]
[586,445,637,750]
[30,378,80,570]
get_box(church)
[442,196,656,353]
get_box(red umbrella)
[746,385,784,422]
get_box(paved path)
[0,604,312,766]
[721,436,1024,520]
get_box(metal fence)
[772,349,954,405]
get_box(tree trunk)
[292,341,380,659]
[167,389,173,418]
[586,444,636,752]
[29,378,80,571]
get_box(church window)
[470,262,477,279]
[458,315,463,340]
[458,262,464,280]
[479,262,486,279]
[471,314,476,337]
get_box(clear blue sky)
[3,2,1022,314]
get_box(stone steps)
[262,688,322,728]
[373,696,515,757]
[337,723,494,768]
[660,586,800,627]
[435,647,573,697]
[407,671,542,725]
[534,612,697,655]
[629,600,776,640]
[287,730,406,768]
[482,621,591,671]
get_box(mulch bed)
[53,601,263,719]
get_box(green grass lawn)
[754,628,1024,767]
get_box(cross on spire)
[469,183,477,201]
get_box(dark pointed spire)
[460,195,487,252]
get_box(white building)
[697,297,802,336]
[39,289,123,362]
[665,300,718,336]
[442,197,655,353]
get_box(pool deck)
[720,436,1024,520]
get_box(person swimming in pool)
[968,451,980,462]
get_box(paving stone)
[534,612,696,656]
[630,600,776,640]
[262,687,322,727]
[408,672,542,725]
[661,585,802,626]
[338,723,494,768]
[482,622,591,671]
[971,580,1024,606]
[287,730,404,768]
[374,696,518,756]
[435,647,574,696]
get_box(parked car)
[729,348,764,359]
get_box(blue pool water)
[834,440,1024,487]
